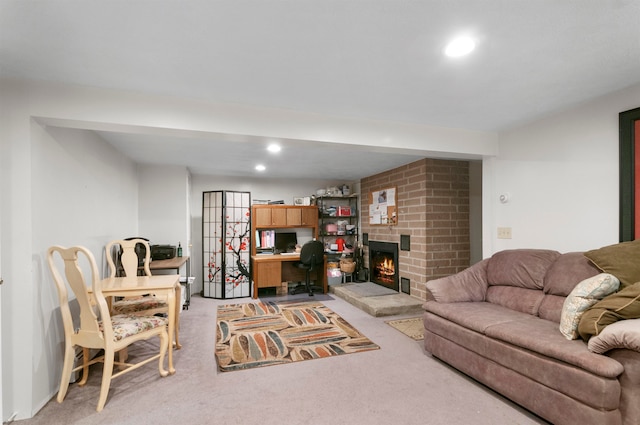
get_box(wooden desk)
[149,256,189,273]
[148,256,191,309]
[252,254,327,298]
[97,275,181,374]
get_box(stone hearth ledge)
[330,282,423,317]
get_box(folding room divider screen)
[202,190,252,299]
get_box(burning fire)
[375,258,395,276]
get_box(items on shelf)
[317,194,359,256]
[315,184,352,198]
[256,229,276,249]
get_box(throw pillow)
[584,239,640,288]
[588,318,640,354]
[577,281,640,341]
[559,273,620,340]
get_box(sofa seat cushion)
[486,318,624,378]
[424,312,622,411]
[538,294,566,323]
[424,301,536,335]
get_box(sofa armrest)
[426,258,489,303]
[608,349,640,425]
[588,318,640,354]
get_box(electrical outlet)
[497,227,512,239]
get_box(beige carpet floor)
[19,293,549,425]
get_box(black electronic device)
[275,232,298,253]
[150,244,177,261]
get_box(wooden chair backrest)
[47,245,114,346]
[105,239,151,277]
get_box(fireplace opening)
[369,241,399,291]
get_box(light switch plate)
[497,227,512,239]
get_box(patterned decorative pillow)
[559,273,620,340]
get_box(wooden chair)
[105,239,181,361]
[106,239,169,316]
[47,245,169,412]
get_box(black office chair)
[290,240,325,296]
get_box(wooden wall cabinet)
[254,205,317,228]
[251,205,319,255]
[286,207,317,226]
[255,207,285,227]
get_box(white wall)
[483,83,640,255]
[1,78,496,421]
[1,82,34,420]
[138,164,191,255]
[29,125,139,415]
[2,76,639,421]
[0,114,139,418]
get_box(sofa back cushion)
[538,251,601,323]
[487,249,561,289]
[538,294,567,323]
[544,251,600,296]
[486,286,545,315]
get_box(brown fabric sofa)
[422,249,640,425]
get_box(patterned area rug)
[386,317,424,340]
[215,300,380,371]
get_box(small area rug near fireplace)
[385,317,424,341]
[215,300,380,371]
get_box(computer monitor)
[275,232,298,253]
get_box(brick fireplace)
[360,158,470,300]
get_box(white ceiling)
[2,1,640,179]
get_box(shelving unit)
[317,195,359,259]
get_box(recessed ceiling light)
[444,36,476,57]
[267,143,281,153]
[255,164,266,171]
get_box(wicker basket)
[340,259,356,273]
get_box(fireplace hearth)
[369,241,399,291]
